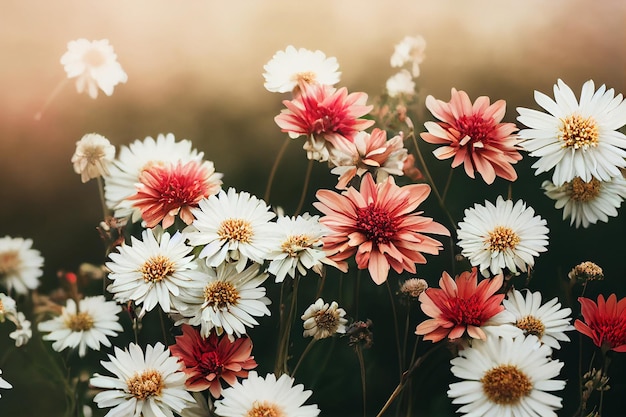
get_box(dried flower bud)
[346,319,374,349]
[399,278,428,299]
[569,261,604,284]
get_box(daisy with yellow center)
[301,298,348,340]
[0,236,44,296]
[71,133,116,183]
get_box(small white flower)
[0,236,44,295]
[301,298,348,340]
[457,196,549,277]
[90,342,194,417]
[503,289,574,350]
[214,371,320,417]
[0,292,17,322]
[517,79,626,186]
[38,295,123,357]
[542,174,626,228]
[385,69,416,97]
[0,369,12,398]
[9,312,31,347]
[390,35,426,78]
[72,133,116,183]
[263,45,341,93]
[61,38,127,99]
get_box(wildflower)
[263,45,341,93]
[106,229,205,317]
[129,160,222,229]
[448,334,565,417]
[568,261,604,284]
[421,89,523,184]
[415,268,513,342]
[0,236,44,295]
[38,295,123,357]
[456,196,549,277]
[314,173,449,285]
[214,371,320,417]
[175,263,271,338]
[71,133,116,183]
[329,128,408,189]
[0,369,11,398]
[9,312,31,347]
[61,38,127,99]
[169,324,257,398]
[542,175,626,228]
[185,188,275,272]
[575,294,626,352]
[104,133,208,221]
[274,81,374,162]
[390,35,427,78]
[90,342,194,417]
[399,278,428,299]
[517,79,626,186]
[266,213,328,283]
[503,289,574,350]
[385,70,416,97]
[346,319,374,349]
[301,298,348,340]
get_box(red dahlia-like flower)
[314,172,449,285]
[574,294,626,353]
[169,324,257,398]
[420,88,522,184]
[129,160,222,229]
[274,81,374,161]
[415,268,506,342]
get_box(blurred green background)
[0,1,625,416]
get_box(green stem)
[264,137,291,202]
[292,338,316,377]
[355,346,367,417]
[441,168,454,202]
[295,159,314,216]
[275,275,300,375]
[386,280,403,377]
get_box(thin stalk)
[295,159,314,216]
[264,137,291,202]
[441,168,454,202]
[315,273,326,299]
[96,176,109,222]
[159,308,170,345]
[355,345,367,417]
[292,338,317,377]
[386,280,403,376]
[34,78,68,121]
[275,275,299,375]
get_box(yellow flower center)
[293,71,317,84]
[567,177,601,202]
[487,226,520,252]
[559,114,599,150]
[218,218,253,244]
[141,255,175,283]
[83,47,107,68]
[481,364,532,405]
[82,146,108,165]
[0,250,21,276]
[204,281,240,309]
[281,234,312,257]
[126,370,164,400]
[66,312,95,332]
[515,315,545,337]
[246,401,284,417]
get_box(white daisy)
[503,289,574,350]
[0,369,11,398]
[214,371,320,417]
[301,298,348,340]
[385,69,416,97]
[72,133,116,183]
[448,334,565,417]
[542,174,626,228]
[9,311,31,347]
[517,79,626,186]
[185,188,276,272]
[104,133,210,221]
[0,292,17,322]
[106,229,205,317]
[90,342,194,417]
[61,38,127,99]
[457,196,549,277]
[0,236,44,295]
[38,295,123,357]
[266,213,328,283]
[175,262,271,338]
[263,45,341,93]
[390,35,427,78]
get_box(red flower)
[574,294,626,352]
[420,89,522,184]
[169,324,257,398]
[415,268,506,342]
[314,172,449,285]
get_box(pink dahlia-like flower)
[169,324,257,398]
[274,81,374,162]
[420,89,523,184]
[415,268,507,342]
[575,294,626,353]
[129,160,222,229]
[314,172,449,285]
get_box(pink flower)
[420,89,522,184]
[313,172,449,285]
[574,294,626,353]
[129,160,222,228]
[415,268,506,342]
[274,81,374,161]
[169,324,257,398]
